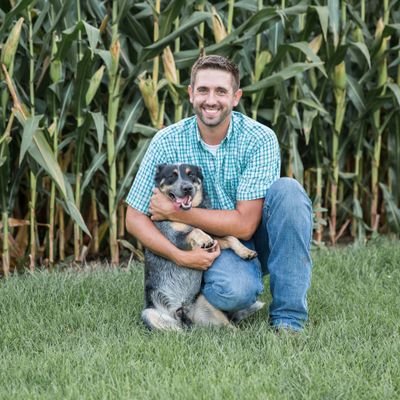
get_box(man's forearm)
[125,206,221,270]
[126,207,182,263]
[170,208,253,240]
[149,192,264,240]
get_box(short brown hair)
[190,55,240,91]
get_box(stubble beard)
[193,103,231,128]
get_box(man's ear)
[233,88,243,107]
[188,85,193,103]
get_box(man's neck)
[197,115,231,145]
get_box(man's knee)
[202,275,263,312]
[266,177,312,215]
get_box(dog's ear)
[155,164,167,183]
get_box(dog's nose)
[181,184,193,195]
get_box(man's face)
[188,69,242,128]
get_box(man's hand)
[126,206,220,271]
[149,188,179,221]
[174,242,221,271]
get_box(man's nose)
[205,91,217,104]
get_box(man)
[126,55,313,332]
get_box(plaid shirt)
[126,111,281,214]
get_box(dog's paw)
[238,247,257,260]
[188,229,215,250]
[245,249,257,260]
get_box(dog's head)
[154,163,204,210]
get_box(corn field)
[0,0,399,275]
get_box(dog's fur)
[142,163,261,331]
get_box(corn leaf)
[387,83,400,109]
[303,109,318,145]
[290,132,304,184]
[19,115,43,165]
[74,50,94,115]
[90,111,105,153]
[82,21,100,54]
[28,130,66,195]
[115,99,144,155]
[96,50,113,72]
[139,12,210,62]
[132,123,159,138]
[309,6,329,41]
[117,138,150,204]
[81,152,107,193]
[350,41,371,69]
[66,199,91,237]
[242,62,324,93]
[380,183,400,234]
[159,0,186,39]
[347,75,366,114]
[55,23,81,60]
[328,0,340,47]
[0,0,34,38]
[278,42,327,77]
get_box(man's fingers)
[206,240,218,253]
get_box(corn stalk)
[227,0,234,35]
[0,16,24,275]
[107,1,121,265]
[0,115,14,276]
[48,30,63,266]
[371,3,389,232]
[197,2,205,50]
[28,6,37,270]
[329,0,347,245]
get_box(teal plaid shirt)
[126,111,281,214]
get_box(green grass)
[1,237,399,400]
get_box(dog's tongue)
[175,195,192,210]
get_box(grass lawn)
[1,237,399,400]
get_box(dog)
[141,163,263,331]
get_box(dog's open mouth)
[168,193,193,210]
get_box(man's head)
[190,55,240,91]
[188,55,242,130]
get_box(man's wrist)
[170,207,187,223]
[171,249,186,267]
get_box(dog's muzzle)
[168,193,193,210]
[168,184,194,210]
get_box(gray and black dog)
[142,163,263,331]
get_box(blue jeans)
[201,178,313,331]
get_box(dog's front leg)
[216,236,257,260]
[186,228,216,250]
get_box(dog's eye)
[187,172,196,181]
[165,173,178,184]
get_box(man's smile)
[202,106,221,117]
